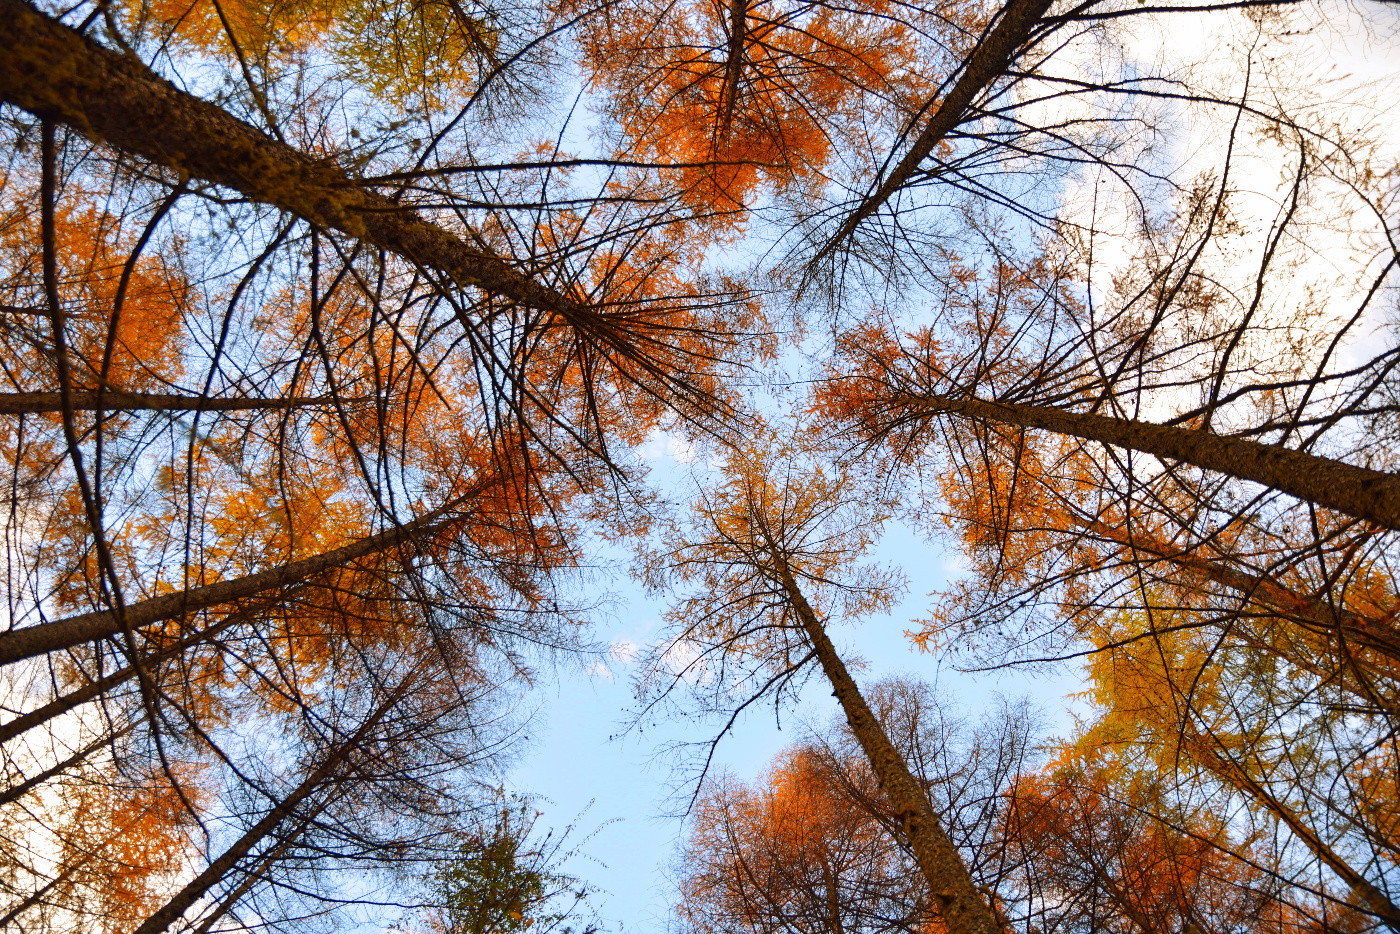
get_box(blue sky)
[509,443,1087,934]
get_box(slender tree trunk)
[130,672,414,934]
[0,604,263,744]
[908,394,1400,529]
[773,563,1002,934]
[813,0,1053,261]
[0,493,476,667]
[187,811,320,934]
[716,0,749,142]
[0,0,579,319]
[0,392,342,414]
[0,724,134,806]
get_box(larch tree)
[0,0,1396,925]
[636,429,1005,934]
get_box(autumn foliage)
[2,0,1398,929]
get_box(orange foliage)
[679,745,939,934]
[1004,761,1319,934]
[56,763,204,934]
[0,184,191,392]
[569,0,963,222]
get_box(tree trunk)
[0,724,133,806]
[814,0,1053,260]
[0,494,474,667]
[0,392,342,414]
[187,812,320,934]
[911,394,1400,529]
[716,0,749,142]
[131,673,413,934]
[0,604,263,744]
[0,0,579,319]
[775,563,1002,934]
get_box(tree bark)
[716,0,749,142]
[775,564,1002,934]
[908,394,1400,529]
[0,494,475,667]
[0,0,581,319]
[814,0,1053,261]
[0,392,343,414]
[0,724,133,806]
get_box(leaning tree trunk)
[1180,725,1400,933]
[130,671,415,934]
[0,603,266,744]
[909,394,1400,529]
[1077,519,1400,663]
[813,0,1053,261]
[0,725,135,807]
[0,490,479,666]
[0,0,579,319]
[774,562,1002,934]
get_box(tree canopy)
[0,0,1397,929]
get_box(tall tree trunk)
[187,811,320,934]
[0,724,134,806]
[813,0,1053,261]
[773,562,1002,934]
[130,672,414,934]
[0,0,579,319]
[715,0,749,142]
[0,604,263,744]
[908,394,1400,529]
[0,493,477,667]
[0,392,342,414]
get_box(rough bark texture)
[131,677,412,934]
[0,392,341,414]
[815,0,1053,260]
[913,394,1400,529]
[0,497,471,666]
[0,0,581,317]
[716,0,749,141]
[776,565,1002,934]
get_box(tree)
[674,679,1034,934]
[1006,602,1400,934]
[425,799,593,934]
[639,429,1002,934]
[679,743,937,934]
[1,0,1397,924]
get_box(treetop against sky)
[0,0,1398,931]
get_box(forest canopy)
[0,0,1398,930]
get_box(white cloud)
[640,429,697,465]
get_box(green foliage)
[432,803,589,934]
